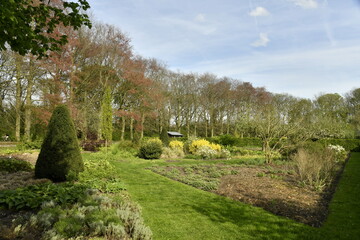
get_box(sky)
[86,0,360,99]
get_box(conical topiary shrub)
[35,105,84,182]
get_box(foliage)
[79,154,126,193]
[0,182,88,210]
[169,140,184,151]
[150,165,238,191]
[218,149,232,159]
[214,134,240,146]
[227,146,264,156]
[317,138,360,152]
[16,140,43,150]
[35,105,84,182]
[81,139,105,152]
[195,145,218,159]
[292,145,347,191]
[0,0,91,56]
[100,87,113,145]
[161,147,185,159]
[189,139,221,155]
[0,158,33,173]
[30,191,152,240]
[138,138,163,159]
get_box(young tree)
[35,105,84,182]
[101,87,113,147]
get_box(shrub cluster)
[189,139,221,154]
[81,139,105,152]
[292,143,348,191]
[30,192,152,240]
[138,138,163,159]
[0,158,33,173]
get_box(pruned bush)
[138,138,163,159]
[35,105,84,182]
[0,158,33,173]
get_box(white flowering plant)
[327,144,347,163]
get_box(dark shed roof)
[167,131,183,137]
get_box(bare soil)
[215,165,331,227]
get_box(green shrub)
[237,137,263,147]
[32,192,152,240]
[0,182,88,210]
[161,147,184,159]
[0,158,33,172]
[16,140,43,150]
[35,105,84,182]
[138,138,163,159]
[215,135,240,146]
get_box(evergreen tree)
[35,105,84,182]
[101,87,113,147]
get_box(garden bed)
[150,162,343,227]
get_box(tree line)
[0,20,359,143]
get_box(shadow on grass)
[186,195,319,240]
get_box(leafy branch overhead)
[0,0,91,56]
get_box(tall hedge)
[35,105,84,182]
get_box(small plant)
[0,158,33,173]
[138,138,163,159]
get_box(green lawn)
[111,154,360,240]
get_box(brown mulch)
[215,166,330,227]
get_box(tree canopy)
[0,0,91,56]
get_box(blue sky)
[86,0,360,99]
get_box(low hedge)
[316,139,360,152]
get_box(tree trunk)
[121,117,126,141]
[140,113,145,140]
[24,77,33,141]
[15,60,22,142]
[130,117,134,140]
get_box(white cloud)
[251,33,270,47]
[195,13,206,23]
[290,0,318,9]
[249,7,270,17]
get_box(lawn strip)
[112,159,313,240]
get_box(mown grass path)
[112,154,360,240]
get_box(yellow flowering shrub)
[189,139,221,154]
[169,140,184,150]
